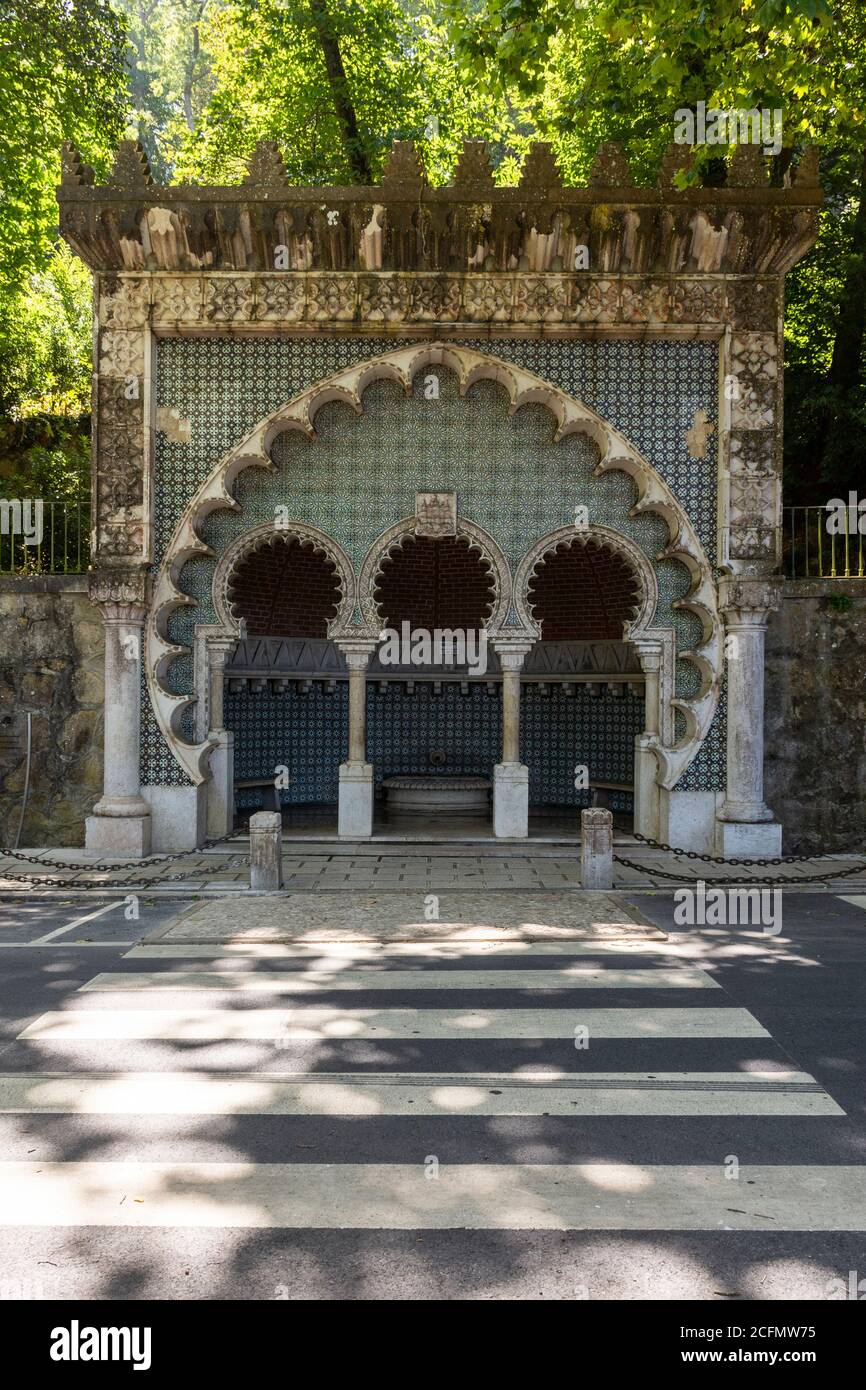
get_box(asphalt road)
[0,891,864,1301]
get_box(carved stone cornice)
[59,139,821,278]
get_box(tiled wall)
[144,335,724,794]
[229,680,642,810]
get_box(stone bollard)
[249,811,283,891]
[581,807,613,889]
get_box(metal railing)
[784,506,866,580]
[0,496,90,575]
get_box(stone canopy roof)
[58,137,821,277]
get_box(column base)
[715,820,782,857]
[85,812,151,856]
[493,763,529,839]
[338,762,374,838]
[718,800,775,823]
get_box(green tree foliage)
[117,0,218,182]
[0,1,128,494]
[171,0,534,186]
[0,0,128,289]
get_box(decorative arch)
[358,516,512,634]
[211,520,356,636]
[146,341,722,786]
[514,524,658,639]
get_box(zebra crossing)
[0,923,859,1240]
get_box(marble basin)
[381,775,491,815]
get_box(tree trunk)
[307,0,372,183]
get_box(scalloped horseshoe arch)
[211,521,356,635]
[359,516,512,634]
[146,342,723,786]
[514,525,658,638]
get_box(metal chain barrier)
[615,829,866,886]
[627,829,866,868]
[0,829,243,873]
[0,832,249,891]
[613,852,866,887]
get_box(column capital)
[492,638,534,671]
[206,635,239,666]
[336,636,378,671]
[718,575,781,623]
[98,602,148,627]
[630,636,664,673]
[88,566,149,610]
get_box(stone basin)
[381,775,491,815]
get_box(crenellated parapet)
[59,137,821,277]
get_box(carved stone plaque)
[415,492,457,537]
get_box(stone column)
[85,574,152,855]
[492,640,533,839]
[206,636,237,838]
[716,577,782,855]
[631,639,662,839]
[336,638,377,838]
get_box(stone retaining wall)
[0,577,103,849]
[765,580,866,854]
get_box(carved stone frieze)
[100,277,149,329]
[514,275,568,322]
[153,277,202,323]
[726,278,779,331]
[730,378,776,430]
[620,279,669,323]
[97,378,144,513]
[99,329,144,378]
[411,275,461,321]
[91,271,794,333]
[731,332,778,379]
[729,429,777,476]
[203,277,254,322]
[307,274,356,321]
[670,280,724,323]
[569,278,619,321]
[252,275,305,321]
[97,524,147,560]
[359,274,413,323]
[463,277,513,321]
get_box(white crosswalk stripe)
[1,923,849,1235]
[0,1161,863,1231]
[0,1070,841,1117]
[18,1005,767,1040]
[79,965,720,992]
